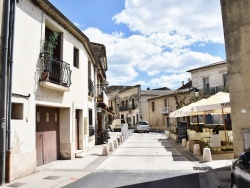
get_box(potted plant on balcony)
[43,31,59,58]
[41,32,59,81]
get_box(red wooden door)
[36,106,59,166]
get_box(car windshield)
[139,122,148,125]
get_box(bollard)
[203,148,212,162]
[120,135,123,143]
[182,139,187,148]
[117,137,121,145]
[102,144,109,156]
[108,142,114,152]
[186,141,189,150]
[113,139,118,148]
[193,144,201,155]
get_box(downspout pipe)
[0,0,11,185]
[6,0,16,183]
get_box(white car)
[134,121,149,133]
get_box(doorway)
[36,106,59,166]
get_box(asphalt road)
[65,132,230,188]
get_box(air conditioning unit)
[96,107,102,112]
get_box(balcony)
[119,105,137,111]
[97,90,108,107]
[40,53,72,91]
[203,86,228,95]
[161,107,171,114]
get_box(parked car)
[231,149,250,188]
[134,121,149,133]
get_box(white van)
[110,119,127,132]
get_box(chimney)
[182,81,184,86]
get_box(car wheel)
[231,177,238,188]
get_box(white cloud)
[73,22,81,28]
[83,1,224,89]
[113,0,224,43]
[150,73,190,90]
[84,27,223,89]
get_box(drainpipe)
[6,0,16,183]
[0,0,11,185]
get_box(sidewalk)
[167,138,232,188]
[1,132,232,188]
[1,132,125,188]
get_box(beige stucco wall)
[118,86,140,125]
[191,64,227,90]
[148,97,168,129]
[221,0,250,157]
[140,95,159,122]
[10,1,96,180]
[148,93,190,132]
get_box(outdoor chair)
[209,134,221,152]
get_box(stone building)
[107,85,171,127]
[187,60,228,95]
[148,89,190,132]
[221,0,250,157]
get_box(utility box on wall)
[243,130,250,150]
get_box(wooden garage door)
[36,106,59,166]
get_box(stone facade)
[107,86,171,127]
[148,90,190,132]
[221,0,250,157]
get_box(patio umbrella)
[169,98,206,118]
[191,92,231,147]
[191,92,230,113]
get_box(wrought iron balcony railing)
[203,86,228,95]
[161,107,171,114]
[40,53,72,87]
[119,105,137,111]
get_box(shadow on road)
[119,173,201,188]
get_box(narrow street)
[64,132,231,188]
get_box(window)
[223,74,228,87]
[11,103,23,120]
[203,77,210,90]
[121,101,125,107]
[152,101,155,112]
[164,99,168,107]
[73,48,79,68]
[88,109,93,126]
[132,98,135,109]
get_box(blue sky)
[50,0,226,90]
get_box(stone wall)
[221,0,250,157]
